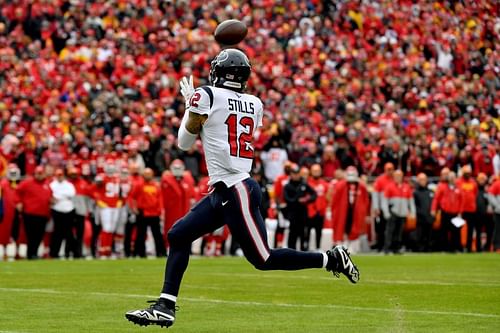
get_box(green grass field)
[1,254,499,333]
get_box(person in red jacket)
[129,168,166,257]
[160,160,195,248]
[473,145,494,176]
[331,167,369,253]
[487,176,500,251]
[16,166,52,259]
[381,170,416,254]
[306,164,329,250]
[123,163,144,258]
[432,171,464,252]
[0,164,24,260]
[456,165,478,252]
[371,162,395,251]
[67,167,91,258]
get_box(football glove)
[179,75,194,108]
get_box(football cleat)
[125,299,176,328]
[326,246,360,284]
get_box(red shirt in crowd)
[16,177,52,217]
[331,180,369,242]
[456,177,478,213]
[161,171,195,235]
[307,176,329,218]
[273,173,289,205]
[432,183,464,215]
[131,179,163,217]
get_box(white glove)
[179,75,195,108]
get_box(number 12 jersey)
[187,86,263,187]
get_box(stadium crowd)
[0,0,499,259]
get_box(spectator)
[331,167,369,253]
[129,168,165,258]
[306,164,329,250]
[487,176,500,252]
[432,172,464,252]
[298,142,322,168]
[413,173,434,252]
[49,168,76,258]
[321,145,340,181]
[272,161,292,248]
[284,164,316,250]
[473,145,494,176]
[0,0,498,256]
[67,167,91,258]
[16,166,52,259]
[476,173,492,252]
[371,162,395,251]
[127,142,146,174]
[493,144,500,177]
[382,170,416,254]
[456,165,479,252]
[123,163,144,258]
[0,164,23,260]
[160,159,196,248]
[261,137,288,183]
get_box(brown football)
[214,19,248,46]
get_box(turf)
[0,254,499,333]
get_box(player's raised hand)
[179,75,194,108]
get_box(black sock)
[159,298,176,310]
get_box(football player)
[126,49,360,328]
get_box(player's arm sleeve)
[256,99,264,128]
[178,88,210,151]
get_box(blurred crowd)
[0,0,500,258]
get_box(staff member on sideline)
[130,168,166,257]
[49,168,76,258]
[16,166,52,259]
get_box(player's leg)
[314,214,324,250]
[225,179,359,283]
[126,194,224,327]
[148,216,166,257]
[49,211,64,258]
[98,208,113,257]
[383,216,396,254]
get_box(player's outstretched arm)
[178,111,207,151]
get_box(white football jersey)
[188,86,263,187]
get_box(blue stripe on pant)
[162,177,323,297]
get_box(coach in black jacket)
[413,173,434,252]
[284,165,317,250]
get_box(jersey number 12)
[225,114,254,159]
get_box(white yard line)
[203,272,500,287]
[1,287,498,319]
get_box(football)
[214,19,248,46]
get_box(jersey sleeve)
[188,87,213,116]
[256,98,264,128]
